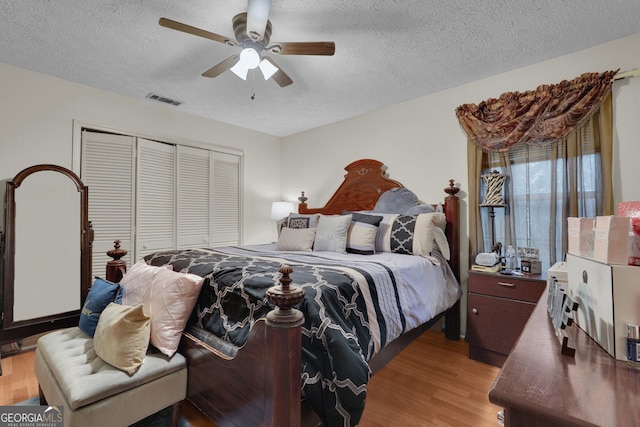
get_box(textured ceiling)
[2,1,639,137]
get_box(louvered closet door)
[80,131,135,279]
[136,138,176,259]
[177,146,211,249]
[212,152,240,246]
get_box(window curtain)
[459,71,615,267]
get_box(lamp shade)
[271,201,294,220]
[480,170,506,206]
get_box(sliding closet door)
[136,138,176,259]
[177,146,212,249]
[81,129,241,268]
[81,131,135,279]
[212,152,240,246]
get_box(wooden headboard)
[296,158,461,282]
[298,159,403,215]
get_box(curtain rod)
[613,68,640,81]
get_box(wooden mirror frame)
[1,164,93,344]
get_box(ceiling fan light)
[259,59,278,80]
[240,48,261,69]
[230,62,249,80]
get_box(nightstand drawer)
[467,293,536,355]
[468,271,546,303]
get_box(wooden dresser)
[489,289,640,427]
[467,270,546,367]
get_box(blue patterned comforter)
[144,245,458,427]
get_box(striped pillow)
[346,213,383,255]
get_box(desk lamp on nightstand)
[480,170,506,255]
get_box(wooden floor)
[0,330,502,426]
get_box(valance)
[455,70,618,152]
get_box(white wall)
[0,62,283,245]
[281,33,640,336]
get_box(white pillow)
[313,214,352,253]
[275,227,316,251]
[120,260,204,357]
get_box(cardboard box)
[567,253,640,360]
[520,259,541,274]
[593,216,630,265]
[567,217,595,257]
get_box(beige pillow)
[94,303,150,375]
[275,227,316,251]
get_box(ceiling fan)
[159,0,335,87]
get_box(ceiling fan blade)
[246,0,271,41]
[263,57,293,87]
[202,55,241,78]
[266,41,335,56]
[159,17,237,46]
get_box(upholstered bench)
[34,326,187,427]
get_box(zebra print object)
[481,170,506,206]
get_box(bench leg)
[169,402,180,427]
[39,386,48,405]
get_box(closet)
[80,130,241,277]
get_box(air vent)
[145,93,182,106]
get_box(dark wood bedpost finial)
[298,191,308,213]
[106,240,128,283]
[444,179,460,197]
[266,265,304,325]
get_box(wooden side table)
[467,270,546,367]
[489,288,640,426]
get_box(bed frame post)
[106,240,128,283]
[443,179,461,340]
[264,265,305,427]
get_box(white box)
[593,216,630,265]
[567,253,640,360]
[567,217,595,258]
[548,261,568,288]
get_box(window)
[480,123,605,271]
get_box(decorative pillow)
[78,277,121,337]
[314,214,352,253]
[375,213,400,253]
[276,216,288,235]
[119,260,164,305]
[373,188,419,214]
[376,212,448,258]
[275,227,316,251]
[286,213,320,229]
[120,260,204,357]
[404,203,436,215]
[346,212,383,255]
[94,302,150,375]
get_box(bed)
[106,159,461,427]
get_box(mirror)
[1,164,92,345]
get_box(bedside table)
[467,270,546,367]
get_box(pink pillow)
[120,259,204,357]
